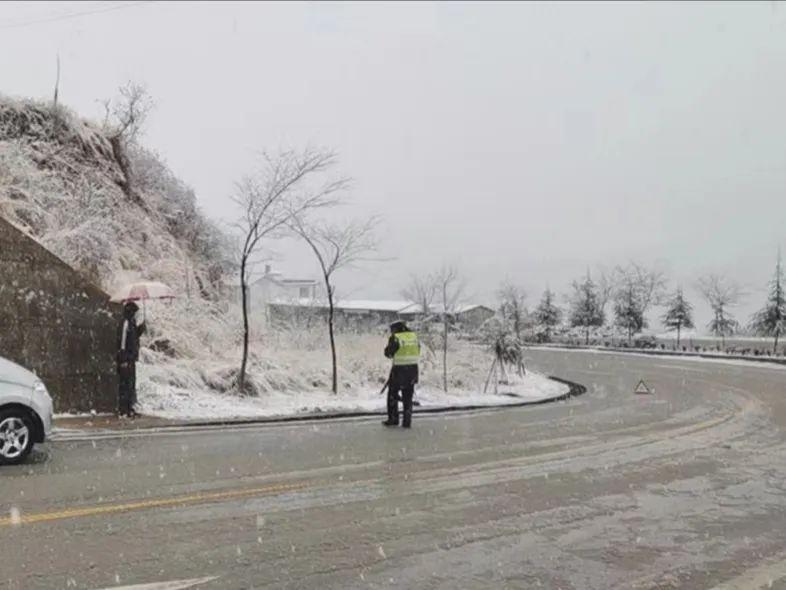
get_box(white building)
[223,265,319,310]
[253,265,318,302]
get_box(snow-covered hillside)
[0,96,228,295]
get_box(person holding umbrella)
[116,301,146,418]
[111,281,175,418]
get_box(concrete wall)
[0,217,120,413]
[267,303,398,333]
[456,307,496,331]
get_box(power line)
[0,1,155,31]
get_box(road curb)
[147,376,585,428]
[53,376,588,435]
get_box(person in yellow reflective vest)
[383,320,420,428]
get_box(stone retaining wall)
[0,217,120,412]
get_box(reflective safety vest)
[393,331,420,366]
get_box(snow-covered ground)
[132,307,569,420]
[136,370,568,421]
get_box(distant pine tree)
[569,271,604,345]
[750,253,786,354]
[661,287,694,348]
[533,289,562,340]
[611,263,666,344]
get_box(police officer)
[383,320,420,428]
[117,301,146,418]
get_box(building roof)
[268,299,492,314]
[270,298,414,312]
[221,272,317,288]
[277,278,319,286]
[254,275,317,287]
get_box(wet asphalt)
[2,349,786,590]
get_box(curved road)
[3,349,786,589]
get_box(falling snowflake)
[9,507,21,526]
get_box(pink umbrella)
[111,281,175,321]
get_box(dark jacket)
[117,312,145,364]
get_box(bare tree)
[233,148,346,392]
[435,265,465,392]
[402,273,438,318]
[612,262,667,343]
[597,267,615,317]
[497,281,528,343]
[100,81,154,201]
[289,217,378,394]
[104,81,153,143]
[697,274,744,349]
[401,272,439,349]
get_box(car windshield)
[2,2,786,589]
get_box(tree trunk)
[498,356,509,385]
[327,287,338,394]
[676,324,681,348]
[774,331,780,355]
[239,259,250,393]
[585,325,589,345]
[483,358,497,394]
[442,312,448,392]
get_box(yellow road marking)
[0,481,306,528]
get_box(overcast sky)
[2,1,785,330]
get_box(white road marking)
[94,577,218,590]
[710,556,786,590]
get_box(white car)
[0,356,53,465]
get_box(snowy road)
[3,349,786,589]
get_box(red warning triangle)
[634,380,652,394]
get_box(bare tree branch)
[434,265,466,392]
[233,147,347,392]
[288,215,379,394]
[107,81,154,142]
[497,280,528,343]
[697,273,744,347]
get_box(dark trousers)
[387,382,415,426]
[118,362,137,415]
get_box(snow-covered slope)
[0,96,227,295]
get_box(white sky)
[2,1,785,330]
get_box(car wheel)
[0,410,34,465]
